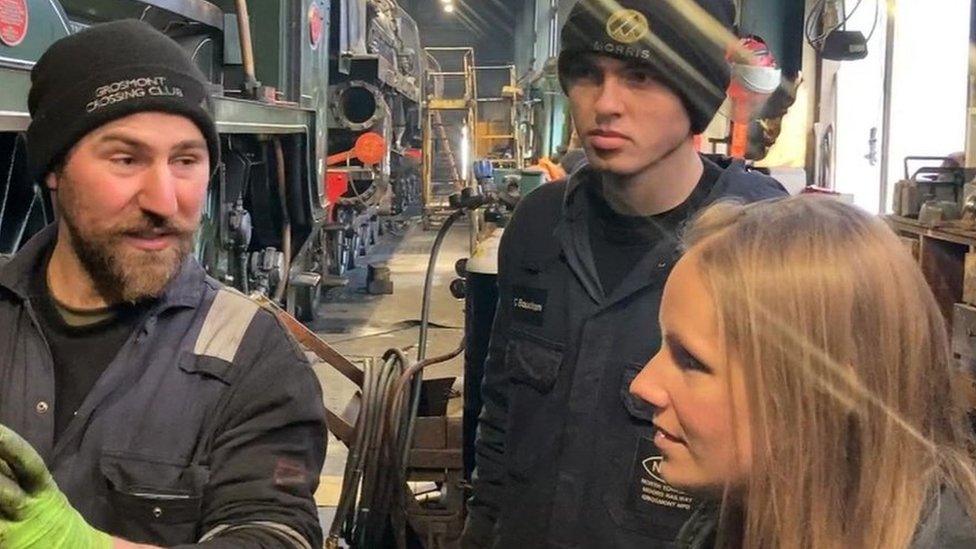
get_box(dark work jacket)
[913,490,976,548]
[674,489,976,548]
[0,225,327,548]
[463,159,787,548]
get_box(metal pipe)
[273,138,292,303]
[475,65,517,71]
[878,0,896,214]
[234,0,258,93]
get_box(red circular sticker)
[0,0,28,48]
[308,2,324,49]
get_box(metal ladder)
[422,47,478,233]
[474,64,524,170]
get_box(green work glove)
[0,424,113,549]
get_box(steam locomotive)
[0,0,424,320]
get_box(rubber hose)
[402,209,465,471]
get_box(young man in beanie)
[0,20,326,548]
[463,1,786,547]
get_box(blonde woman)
[630,196,976,548]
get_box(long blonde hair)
[684,195,976,549]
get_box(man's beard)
[57,185,195,304]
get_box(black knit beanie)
[27,19,220,182]
[558,0,736,134]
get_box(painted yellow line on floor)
[316,475,344,507]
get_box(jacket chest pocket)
[508,330,564,392]
[99,452,210,544]
[621,360,655,421]
[505,329,565,477]
[604,353,694,540]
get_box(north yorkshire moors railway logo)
[642,455,667,484]
[606,9,649,44]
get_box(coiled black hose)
[328,208,468,549]
[328,350,408,548]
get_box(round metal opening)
[340,86,378,125]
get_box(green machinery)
[0,0,425,321]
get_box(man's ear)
[45,171,59,191]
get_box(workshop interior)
[2,0,976,547]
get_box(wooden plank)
[952,304,976,366]
[446,416,463,449]
[325,409,356,448]
[413,417,447,449]
[919,236,967,323]
[951,371,976,415]
[252,294,365,387]
[428,98,470,110]
[940,227,976,244]
[274,310,365,386]
[966,254,976,306]
[951,304,976,414]
[888,217,976,415]
[887,215,976,247]
[409,449,463,469]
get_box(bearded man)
[0,20,326,549]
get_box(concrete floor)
[307,217,472,540]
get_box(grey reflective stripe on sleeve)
[199,521,313,549]
[193,288,261,362]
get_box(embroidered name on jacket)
[512,286,547,326]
